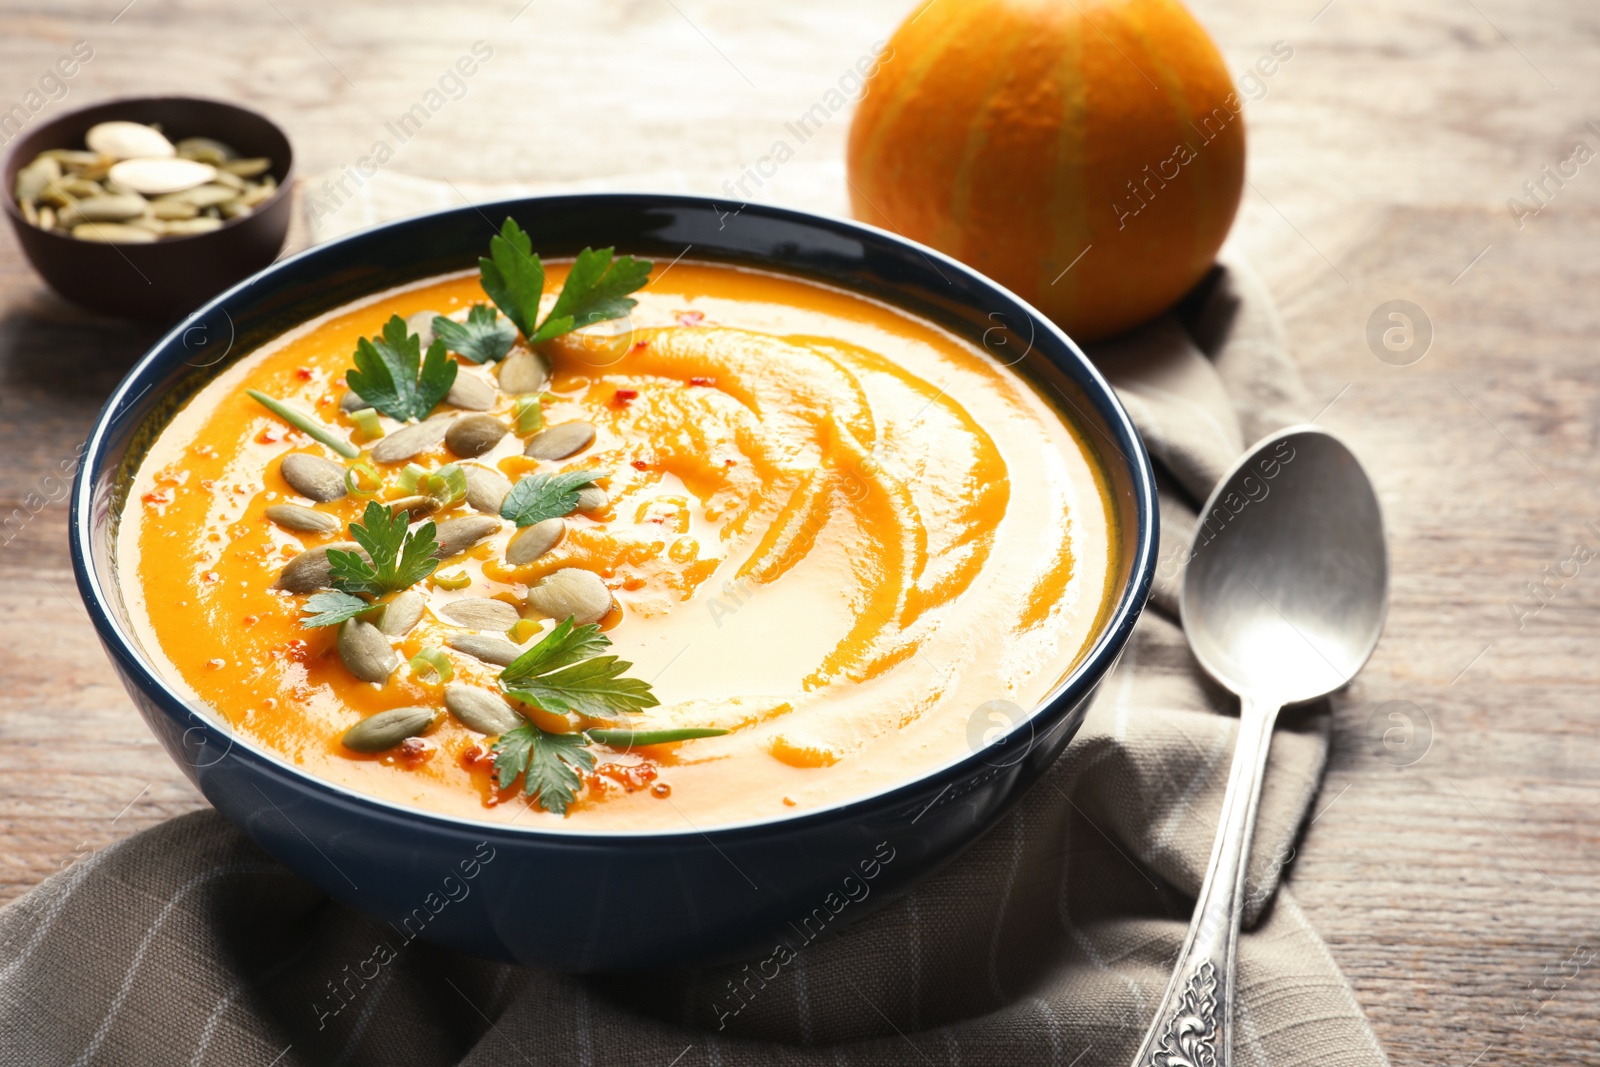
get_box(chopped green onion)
[425,463,467,506]
[345,461,381,496]
[584,727,730,749]
[396,462,428,494]
[432,568,471,590]
[409,646,452,683]
[246,390,360,458]
[512,395,543,434]
[351,408,383,441]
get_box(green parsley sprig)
[432,305,516,364]
[499,469,603,528]
[346,315,458,421]
[497,618,657,720]
[478,217,653,346]
[490,619,663,814]
[491,726,593,816]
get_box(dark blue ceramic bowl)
[70,195,1156,972]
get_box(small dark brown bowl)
[2,95,294,322]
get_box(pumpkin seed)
[525,567,612,625]
[446,414,507,458]
[175,137,237,165]
[441,597,520,631]
[385,494,437,518]
[338,617,398,683]
[444,684,523,735]
[525,421,596,460]
[340,390,373,414]
[150,198,199,220]
[575,486,608,512]
[342,706,435,753]
[107,158,216,196]
[280,453,349,502]
[446,633,522,667]
[164,183,237,209]
[445,372,496,411]
[506,517,563,565]
[264,503,339,533]
[161,217,225,237]
[37,180,76,209]
[275,542,362,593]
[376,590,426,637]
[462,465,511,513]
[60,178,106,199]
[219,201,252,220]
[20,200,37,226]
[433,515,501,558]
[223,157,272,178]
[14,158,59,204]
[70,194,148,222]
[39,148,102,167]
[208,169,247,192]
[36,205,53,230]
[370,418,449,464]
[124,215,166,236]
[405,310,441,350]
[237,178,277,208]
[85,121,175,160]
[71,222,156,244]
[497,349,548,395]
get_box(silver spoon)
[1130,425,1388,1067]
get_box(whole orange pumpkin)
[848,0,1246,342]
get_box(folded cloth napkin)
[0,178,1390,1067]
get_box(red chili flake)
[723,458,736,466]
[240,614,259,628]
[461,744,495,771]
[141,488,172,505]
[205,658,226,670]
[294,367,314,380]
[630,340,650,352]
[630,458,651,471]
[676,311,705,327]
[651,782,672,799]
[202,571,221,583]
[597,761,658,793]
[688,376,716,387]
[281,640,310,664]
[612,388,639,407]
[256,428,283,444]
[398,737,434,764]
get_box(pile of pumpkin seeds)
[12,120,276,243]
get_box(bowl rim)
[70,192,1158,844]
[1,92,296,246]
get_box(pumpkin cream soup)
[118,219,1117,829]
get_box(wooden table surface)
[3,0,1597,1061]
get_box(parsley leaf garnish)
[500,617,613,685]
[490,725,594,816]
[299,590,371,628]
[432,305,516,364]
[346,314,458,421]
[327,501,440,596]
[530,245,653,343]
[499,618,658,721]
[479,218,545,341]
[478,217,654,345]
[499,469,603,528]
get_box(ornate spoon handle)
[1129,693,1280,1067]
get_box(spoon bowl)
[1181,426,1388,705]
